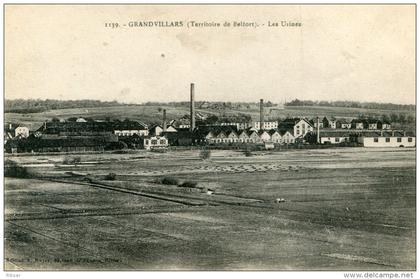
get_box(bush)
[105,173,117,180]
[160,176,179,185]
[179,181,198,188]
[4,160,30,178]
[63,156,82,165]
[199,149,211,160]
[244,150,253,157]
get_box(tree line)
[5,99,128,113]
[285,99,415,111]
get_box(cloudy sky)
[5,5,415,104]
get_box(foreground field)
[4,148,416,270]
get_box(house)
[382,121,391,130]
[279,118,313,138]
[357,131,415,147]
[203,130,216,144]
[238,130,250,143]
[319,131,350,144]
[15,125,30,138]
[367,120,381,130]
[310,118,324,129]
[252,121,278,130]
[248,130,261,143]
[337,119,352,129]
[173,117,191,129]
[227,130,239,143]
[259,131,271,142]
[143,135,168,150]
[322,117,337,129]
[215,131,228,144]
[4,123,18,143]
[269,130,282,143]
[165,125,178,133]
[280,131,295,144]
[352,119,367,129]
[149,124,164,136]
[113,120,149,137]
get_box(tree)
[381,114,391,123]
[390,113,399,123]
[407,114,415,123]
[304,132,318,144]
[199,149,211,160]
[398,113,407,124]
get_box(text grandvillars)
[128,21,184,27]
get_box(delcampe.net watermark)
[344,273,414,279]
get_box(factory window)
[374,138,378,143]
[385,138,390,142]
[408,138,413,142]
[335,138,340,143]
[397,138,402,142]
[145,140,149,145]
[151,140,158,145]
[160,140,166,144]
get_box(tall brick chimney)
[259,99,264,130]
[317,116,320,143]
[163,109,167,132]
[190,83,195,132]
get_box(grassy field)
[4,148,416,270]
[5,104,415,131]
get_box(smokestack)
[163,109,167,132]
[259,99,264,130]
[190,83,195,132]
[317,117,320,144]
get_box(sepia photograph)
[3,3,416,273]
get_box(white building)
[295,119,313,138]
[337,119,352,129]
[319,131,350,144]
[258,131,271,142]
[220,122,251,130]
[252,121,278,130]
[283,131,295,144]
[114,120,149,137]
[357,131,415,147]
[178,124,190,129]
[269,130,282,143]
[143,136,169,150]
[15,125,30,138]
[76,117,87,123]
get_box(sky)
[5,5,415,104]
